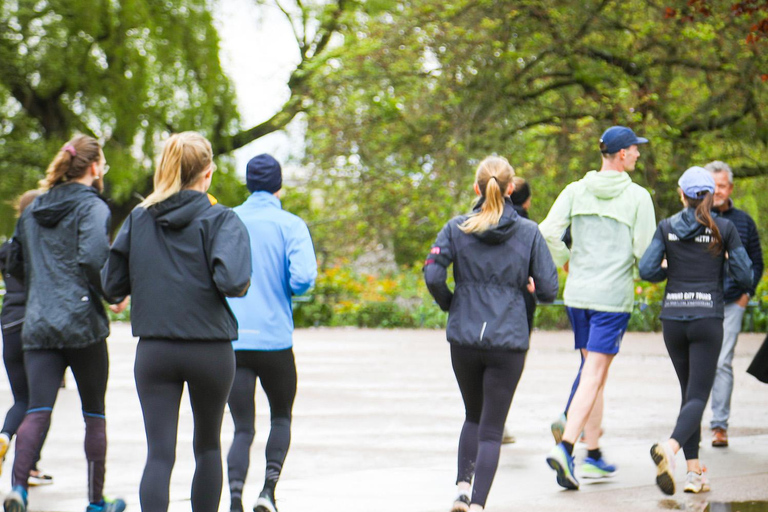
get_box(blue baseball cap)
[678,166,715,198]
[599,126,649,154]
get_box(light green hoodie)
[539,170,656,313]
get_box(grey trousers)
[709,301,747,430]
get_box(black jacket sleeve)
[423,222,454,312]
[639,224,668,283]
[530,229,559,303]
[744,215,763,296]
[5,218,25,281]
[78,200,113,301]
[208,210,252,298]
[724,222,754,291]
[101,212,132,302]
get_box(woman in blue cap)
[639,166,753,496]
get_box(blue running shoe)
[3,485,27,512]
[85,497,126,512]
[546,443,579,490]
[581,456,617,479]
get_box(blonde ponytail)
[459,156,515,234]
[141,132,213,208]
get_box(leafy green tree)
[301,0,768,265]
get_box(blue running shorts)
[566,307,631,355]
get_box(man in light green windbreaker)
[540,126,656,490]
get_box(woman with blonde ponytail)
[102,132,252,512]
[639,166,753,495]
[424,156,558,512]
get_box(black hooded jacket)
[639,208,753,320]
[0,240,26,334]
[14,183,113,349]
[101,190,252,342]
[423,199,558,351]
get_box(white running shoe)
[684,467,710,493]
[650,441,676,495]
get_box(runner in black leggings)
[4,136,127,512]
[102,131,251,512]
[425,156,558,511]
[639,166,752,496]
[225,153,317,512]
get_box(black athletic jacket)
[424,199,558,351]
[14,183,113,349]
[101,190,251,342]
[0,241,25,335]
[638,208,753,320]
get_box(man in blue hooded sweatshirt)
[225,154,317,512]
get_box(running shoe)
[581,456,617,479]
[550,413,566,444]
[85,497,126,512]
[254,488,278,512]
[684,468,710,494]
[501,427,516,444]
[3,485,27,512]
[546,442,579,490]
[650,441,676,495]
[450,489,471,512]
[28,468,54,486]
[0,432,9,476]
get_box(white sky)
[215,0,306,177]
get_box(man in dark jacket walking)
[4,136,127,512]
[706,161,764,448]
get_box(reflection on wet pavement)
[659,500,768,512]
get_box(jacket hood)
[582,170,632,199]
[669,207,711,240]
[149,190,212,229]
[469,198,519,245]
[32,183,103,228]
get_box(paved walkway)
[1,325,767,512]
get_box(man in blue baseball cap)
[539,125,656,489]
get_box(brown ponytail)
[459,156,515,234]
[40,135,102,190]
[686,191,723,254]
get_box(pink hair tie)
[63,144,77,157]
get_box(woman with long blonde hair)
[102,132,252,512]
[424,156,558,511]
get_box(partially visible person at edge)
[538,126,656,489]
[101,132,252,512]
[0,189,54,487]
[639,166,753,496]
[3,136,128,512]
[225,154,317,512]
[424,156,558,512]
[500,177,535,446]
[704,161,763,449]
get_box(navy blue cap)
[246,154,282,193]
[678,166,715,198]
[599,126,649,154]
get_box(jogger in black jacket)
[639,166,753,496]
[4,136,127,512]
[102,132,252,512]
[424,156,558,512]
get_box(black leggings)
[227,349,296,501]
[451,344,526,508]
[2,329,28,437]
[135,339,235,512]
[662,318,723,460]
[13,341,108,503]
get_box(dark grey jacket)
[1,240,26,334]
[424,200,558,351]
[638,208,753,320]
[14,183,113,349]
[101,190,251,342]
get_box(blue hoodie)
[227,192,317,351]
